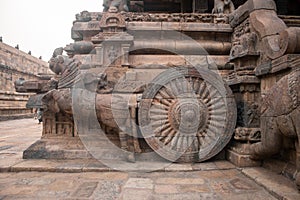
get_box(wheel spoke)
[152,102,169,110]
[159,88,174,99]
[209,97,224,108]
[151,119,168,129]
[163,129,176,145]
[161,125,173,137]
[171,134,180,149]
[150,107,168,115]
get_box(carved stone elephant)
[250,69,300,189]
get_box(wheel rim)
[139,67,236,162]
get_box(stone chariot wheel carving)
[138,67,237,163]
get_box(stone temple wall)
[0,42,49,120]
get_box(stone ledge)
[0,159,236,173]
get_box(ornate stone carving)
[230,19,259,60]
[92,10,133,67]
[212,0,235,14]
[122,12,230,24]
[234,127,261,142]
[99,11,126,31]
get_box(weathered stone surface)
[7,0,300,191]
[71,182,98,198]
[124,178,154,189]
[154,184,179,194]
[156,177,205,185]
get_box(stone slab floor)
[0,119,299,200]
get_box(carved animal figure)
[250,69,300,189]
[212,0,235,14]
[103,0,129,12]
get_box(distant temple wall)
[0,42,49,120]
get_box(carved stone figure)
[250,68,300,189]
[108,46,118,64]
[103,0,129,12]
[75,10,92,22]
[212,0,235,14]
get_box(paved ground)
[0,119,299,200]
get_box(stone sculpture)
[212,0,235,14]
[75,11,92,22]
[250,68,300,189]
[103,0,129,12]
[16,2,300,187]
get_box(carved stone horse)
[250,69,300,189]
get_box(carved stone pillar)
[227,78,262,167]
[226,16,262,167]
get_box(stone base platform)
[226,149,262,167]
[226,142,262,167]
[23,137,94,160]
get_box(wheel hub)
[169,99,208,135]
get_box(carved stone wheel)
[138,67,237,163]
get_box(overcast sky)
[0,0,103,61]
